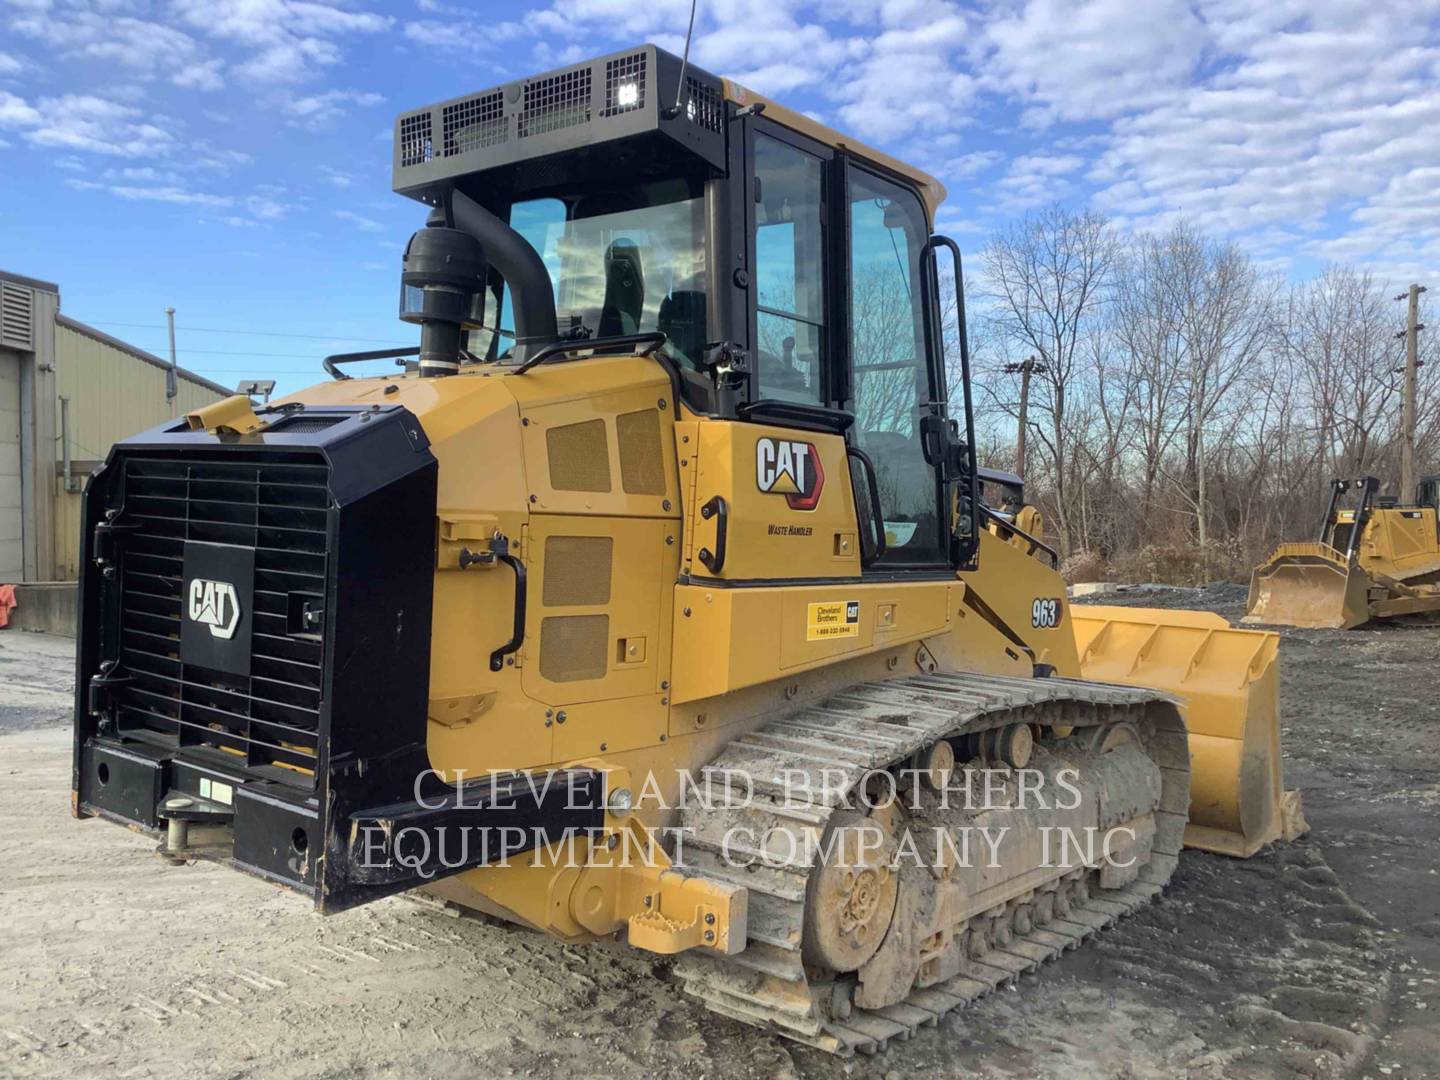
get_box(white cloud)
[191,144,253,172]
[171,0,392,85]
[939,150,1003,179]
[66,177,233,208]
[830,7,974,142]
[983,0,1207,126]
[0,90,40,127]
[10,8,224,91]
[61,174,296,224]
[174,59,225,92]
[996,153,1086,208]
[507,0,980,148]
[279,89,384,128]
[333,208,384,232]
[0,52,24,76]
[958,0,1440,279]
[0,92,176,157]
[104,165,182,183]
[245,193,289,220]
[403,18,525,51]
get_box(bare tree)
[1170,228,1276,552]
[1111,229,1189,521]
[981,205,1119,552]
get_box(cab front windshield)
[476,177,708,369]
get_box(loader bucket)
[1242,543,1371,630]
[1071,605,1306,858]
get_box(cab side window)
[753,134,826,405]
[848,168,945,564]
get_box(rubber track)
[673,671,1189,1056]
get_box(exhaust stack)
[450,190,558,358]
[399,191,559,375]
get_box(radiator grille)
[398,110,434,167]
[602,52,646,116]
[113,454,330,786]
[685,76,723,134]
[266,415,345,434]
[443,90,506,156]
[519,67,592,138]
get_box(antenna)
[667,0,699,118]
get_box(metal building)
[1,269,230,583]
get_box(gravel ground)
[1,610,1436,1079]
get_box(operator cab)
[385,44,976,571]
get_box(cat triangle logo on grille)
[187,578,241,640]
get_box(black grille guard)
[71,404,604,912]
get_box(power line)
[81,320,412,345]
[174,368,321,375]
[127,345,366,359]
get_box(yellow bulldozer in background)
[71,45,1303,1056]
[1245,475,1440,630]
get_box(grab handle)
[697,496,728,575]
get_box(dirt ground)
[1,598,1437,1080]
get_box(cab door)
[842,162,952,569]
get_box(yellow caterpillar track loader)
[71,46,1301,1056]
[1245,475,1440,629]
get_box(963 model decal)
[1032,597,1062,628]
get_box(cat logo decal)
[756,437,824,511]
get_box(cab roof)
[721,79,948,219]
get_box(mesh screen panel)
[616,409,666,495]
[442,90,506,156]
[539,614,609,682]
[398,111,433,166]
[685,76,723,134]
[543,536,613,606]
[519,67,592,138]
[546,419,612,492]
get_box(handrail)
[921,234,981,569]
[981,504,1059,569]
[323,347,419,380]
[846,445,888,567]
[512,332,667,375]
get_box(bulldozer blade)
[1071,605,1307,858]
[1242,543,1371,630]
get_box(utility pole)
[1394,284,1426,501]
[1002,355,1047,478]
[165,306,179,416]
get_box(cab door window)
[753,133,827,405]
[848,167,946,565]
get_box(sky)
[2,0,1438,396]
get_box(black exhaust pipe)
[452,188,558,360]
[450,190,558,361]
